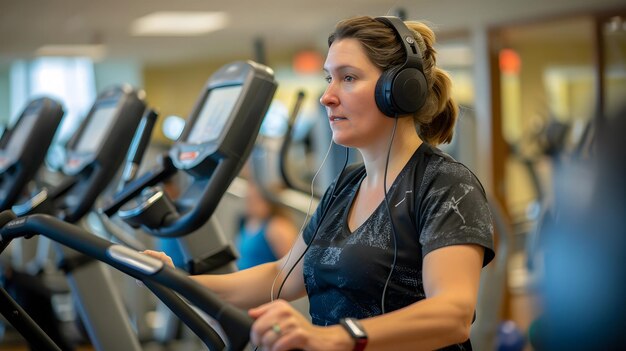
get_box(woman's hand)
[249,299,353,351]
[141,250,175,268]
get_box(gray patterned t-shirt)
[302,143,494,350]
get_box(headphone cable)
[275,145,350,300]
[381,116,399,314]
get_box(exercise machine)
[11,85,147,351]
[0,210,253,351]
[1,60,277,350]
[0,97,64,211]
[103,60,277,277]
[0,96,64,345]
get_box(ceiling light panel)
[131,11,229,36]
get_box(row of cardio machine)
[0,60,279,351]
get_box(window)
[10,57,96,169]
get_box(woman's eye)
[324,75,332,83]
[344,76,355,82]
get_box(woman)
[146,15,494,350]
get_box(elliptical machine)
[1,60,278,351]
[103,60,278,276]
[0,97,65,211]
[10,85,147,351]
[0,97,64,345]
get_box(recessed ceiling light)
[131,11,229,36]
[35,44,106,59]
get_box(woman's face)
[246,182,271,219]
[320,38,391,148]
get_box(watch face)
[345,318,367,338]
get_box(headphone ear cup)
[392,67,428,114]
[375,66,402,118]
[376,66,428,118]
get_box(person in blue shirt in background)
[236,179,298,270]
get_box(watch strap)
[339,318,368,351]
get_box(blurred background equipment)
[536,104,626,350]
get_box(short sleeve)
[418,161,495,267]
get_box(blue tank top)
[236,221,277,270]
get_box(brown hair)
[328,16,458,145]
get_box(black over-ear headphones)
[374,16,428,118]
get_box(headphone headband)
[374,16,424,73]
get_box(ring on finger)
[271,323,281,335]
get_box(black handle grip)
[101,154,177,217]
[122,109,159,185]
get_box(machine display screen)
[4,112,37,154]
[74,105,118,153]
[186,85,242,145]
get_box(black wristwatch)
[339,318,368,351]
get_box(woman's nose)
[319,85,338,107]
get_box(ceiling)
[0,0,624,66]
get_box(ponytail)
[403,21,458,146]
[418,68,458,145]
